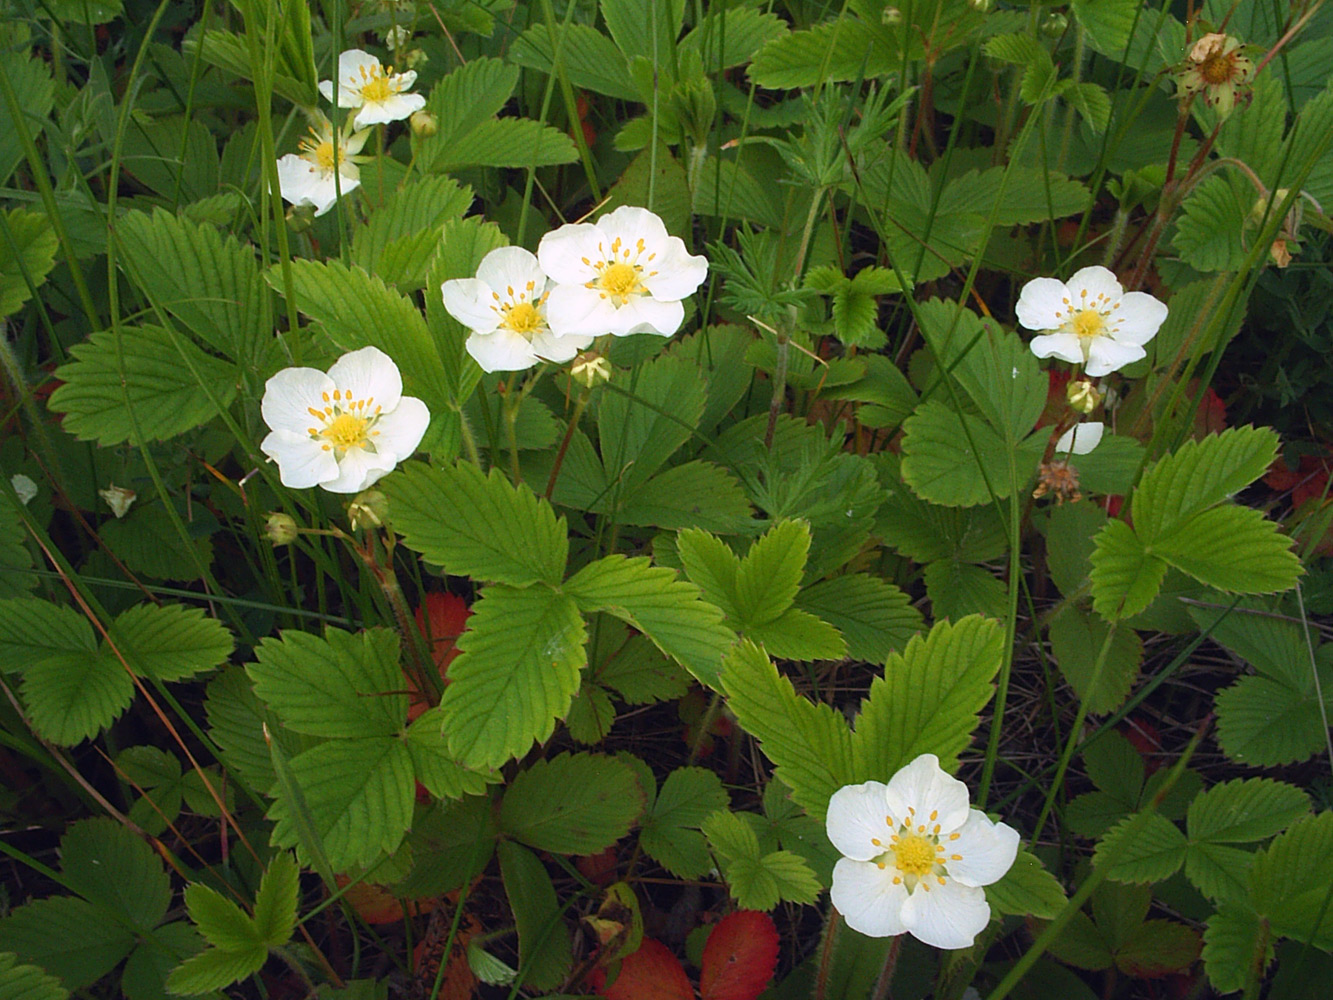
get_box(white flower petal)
[1084,337,1145,377]
[319,445,398,493]
[370,396,430,459]
[261,367,335,434]
[1063,265,1124,308]
[598,205,670,249]
[466,328,543,373]
[531,330,593,363]
[476,246,547,297]
[946,811,1021,889]
[353,92,426,128]
[537,222,604,284]
[639,240,708,301]
[393,69,418,90]
[883,754,971,836]
[1054,421,1104,456]
[442,277,504,334]
[1014,277,1070,331]
[900,879,991,950]
[545,282,621,337]
[343,129,372,157]
[317,80,335,103]
[612,295,684,337]
[261,430,339,489]
[10,474,37,505]
[826,782,892,861]
[831,858,911,938]
[326,346,403,412]
[1108,291,1169,346]
[332,49,382,108]
[1029,332,1086,365]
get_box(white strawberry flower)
[441,247,595,373]
[826,754,1020,949]
[1016,266,1168,377]
[275,115,370,217]
[537,206,708,338]
[1054,421,1104,455]
[260,346,429,494]
[319,49,426,129]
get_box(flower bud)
[410,110,438,139]
[348,489,389,531]
[571,352,612,388]
[265,512,300,546]
[384,24,411,51]
[9,473,37,506]
[968,0,992,11]
[99,484,137,519]
[1041,12,1068,36]
[403,48,428,70]
[1066,379,1102,414]
[881,6,902,24]
[285,202,316,233]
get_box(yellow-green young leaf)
[1153,504,1301,595]
[748,607,848,661]
[115,209,267,364]
[565,554,734,690]
[850,616,1003,780]
[1249,812,1333,948]
[384,461,567,588]
[794,574,924,663]
[440,584,586,769]
[165,945,266,996]
[1187,778,1310,844]
[184,883,259,952]
[247,628,405,739]
[733,520,810,627]
[640,767,729,879]
[252,854,299,950]
[107,603,233,683]
[499,753,644,855]
[986,850,1067,920]
[1094,814,1188,884]
[1048,603,1143,714]
[1131,427,1280,542]
[0,897,135,991]
[60,819,170,931]
[701,811,820,909]
[702,808,760,862]
[0,208,58,317]
[497,841,571,991]
[1090,519,1168,620]
[718,641,852,820]
[676,528,741,619]
[47,326,238,446]
[0,952,68,1000]
[901,399,1044,508]
[1202,903,1274,994]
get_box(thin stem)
[870,935,903,1000]
[813,908,841,1000]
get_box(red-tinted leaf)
[700,911,779,1000]
[408,592,472,720]
[598,938,693,1000]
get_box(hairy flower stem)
[870,935,903,1000]
[813,909,841,1000]
[355,531,439,702]
[545,390,591,500]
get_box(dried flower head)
[1033,460,1082,504]
[1179,33,1254,117]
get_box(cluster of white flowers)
[277,50,425,217]
[827,754,1019,949]
[442,206,708,372]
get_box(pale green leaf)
[936,167,1092,228]
[349,176,473,290]
[432,116,577,172]
[108,603,233,682]
[205,666,311,792]
[1071,0,1152,59]
[601,0,684,64]
[1153,505,1301,595]
[676,528,741,620]
[383,461,567,587]
[600,143,692,237]
[1250,812,1333,948]
[734,520,810,627]
[0,952,68,1000]
[1188,778,1310,844]
[748,607,848,662]
[48,326,238,446]
[1094,814,1188,883]
[1089,519,1168,620]
[794,574,924,663]
[1048,603,1143,714]
[850,616,1003,779]
[701,808,760,862]
[248,628,405,739]
[565,683,615,744]
[1173,175,1251,273]
[497,841,571,991]
[901,399,1044,507]
[499,753,644,854]
[184,883,259,952]
[120,922,205,1000]
[592,625,688,705]
[165,945,265,996]
[639,767,729,879]
[440,584,586,769]
[0,208,58,318]
[252,854,299,949]
[1064,81,1113,134]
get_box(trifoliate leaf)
[252,854,299,950]
[1094,813,1188,884]
[640,767,730,879]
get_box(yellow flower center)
[871,807,962,893]
[1199,50,1236,85]
[299,130,340,173]
[1072,309,1106,339]
[307,389,382,454]
[893,834,938,877]
[583,236,660,305]
[503,301,543,334]
[600,262,640,298]
[355,65,397,103]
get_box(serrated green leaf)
[115,209,266,363]
[0,952,68,1000]
[0,897,135,991]
[252,854,299,950]
[349,176,473,290]
[936,166,1092,228]
[1048,603,1143,714]
[1085,730,1146,806]
[676,528,741,619]
[718,640,852,820]
[1185,842,1255,903]
[1188,602,1311,689]
[1215,674,1333,767]
[565,682,615,744]
[98,503,212,581]
[120,923,204,1000]
[1153,504,1301,594]
[0,51,55,187]
[1071,0,1151,60]
[184,883,259,952]
[986,850,1067,919]
[0,598,96,674]
[21,647,132,747]
[682,6,789,69]
[1188,778,1310,844]
[1133,427,1280,541]
[61,818,170,930]
[1094,814,1188,883]
[901,399,1044,507]
[274,737,416,871]
[1090,519,1168,620]
[1064,82,1112,134]
[497,841,571,991]
[749,607,848,662]
[47,325,238,447]
[794,574,923,663]
[499,753,643,854]
[702,808,759,862]
[0,208,58,318]
[248,628,405,739]
[565,554,734,689]
[734,520,810,627]
[1249,812,1333,947]
[508,23,637,100]
[108,603,233,683]
[205,666,311,792]
[748,18,898,89]
[600,143,692,236]
[598,353,706,498]
[614,460,754,534]
[404,708,496,800]
[850,616,1003,780]
[701,811,820,910]
[923,558,1008,622]
[593,625,688,705]
[1115,919,1201,977]
[1047,909,1115,971]
[1173,174,1251,273]
[1202,903,1273,994]
[165,944,266,996]
[876,458,1008,564]
[983,32,1046,67]
[384,461,567,587]
[439,584,586,769]
[639,767,729,879]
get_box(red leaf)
[598,938,693,1000]
[700,911,779,1000]
[408,593,472,720]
